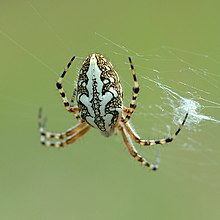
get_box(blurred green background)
[1,0,220,219]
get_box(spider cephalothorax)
[39,53,188,170]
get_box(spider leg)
[38,109,91,147]
[122,57,140,123]
[56,56,81,121]
[122,106,130,114]
[40,124,91,147]
[123,113,188,146]
[38,108,88,140]
[118,122,160,170]
[70,88,77,107]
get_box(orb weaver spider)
[38,53,188,170]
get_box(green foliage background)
[1,0,220,219]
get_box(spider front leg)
[122,57,140,123]
[56,56,81,121]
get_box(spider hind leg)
[123,112,188,147]
[118,122,160,171]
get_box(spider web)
[95,40,220,197]
[92,33,220,174]
[1,1,219,185]
[1,24,219,143]
[95,33,220,126]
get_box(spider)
[38,53,188,170]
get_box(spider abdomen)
[76,54,123,137]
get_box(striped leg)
[123,113,188,146]
[56,56,81,121]
[40,124,91,147]
[122,57,140,123]
[39,108,88,139]
[39,108,91,147]
[70,88,77,107]
[118,122,160,170]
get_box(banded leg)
[124,113,188,146]
[39,108,88,140]
[38,108,91,147]
[56,56,81,121]
[122,57,140,123]
[70,88,77,107]
[40,123,91,147]
[118,122,160,170]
